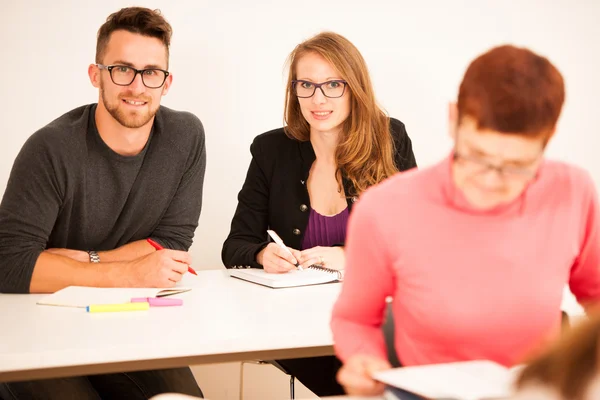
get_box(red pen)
[146,238,198,276]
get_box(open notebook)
[37,286,191,308]
[229,266,342,288]
[374,360,522,400]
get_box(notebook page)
[37,286,191,308]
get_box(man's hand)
[122,249,192,287]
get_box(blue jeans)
[0,367,203,400]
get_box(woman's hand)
[299,246,345,270]
[256,243,302,273]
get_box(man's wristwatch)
[88,250,100,263]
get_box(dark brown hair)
[516,310,600,400]
[95,7,172,66]
[284,32,398,197]
[458,45,565,141]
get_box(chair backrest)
[383,300,402,368]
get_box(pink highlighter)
[131,297,183,307]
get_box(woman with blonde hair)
[222,31,417,395]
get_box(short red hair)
[458,45,565,140]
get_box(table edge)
[0,345,334,383]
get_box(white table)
[0,269,340,382]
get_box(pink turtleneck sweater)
[331,155,600,367]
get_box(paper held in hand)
[374,360,523,400]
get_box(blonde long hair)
[283,32,397,197]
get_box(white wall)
[2,1,599,398]
[2,0,600,270]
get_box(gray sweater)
[0,104,206,293]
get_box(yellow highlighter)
[86,302,150,313]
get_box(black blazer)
[222,118,417,268]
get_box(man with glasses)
[0,7,205,399]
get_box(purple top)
[301,207,350,250]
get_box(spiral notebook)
[229,266,342,288]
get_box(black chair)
[561,310,570,331]
[383,298,401,368]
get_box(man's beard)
[100,86,158,129]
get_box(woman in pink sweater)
[331,44,600,396]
